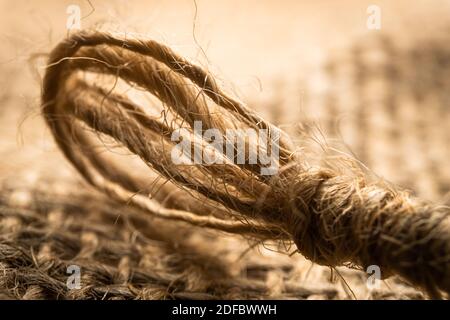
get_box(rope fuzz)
[41,31,450,298]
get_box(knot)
[277,166,342,265]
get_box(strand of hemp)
[41,31,450,298]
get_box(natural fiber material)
[2,174,428,300]
[0,179,342,300]
[41,31,450,298]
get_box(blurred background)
[1,0,449,201]
[0,0,449,299]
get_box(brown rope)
[41,30,450,298]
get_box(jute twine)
[41,31,450,298]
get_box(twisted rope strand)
[42,31,450,298]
